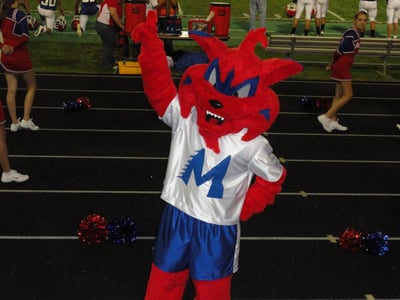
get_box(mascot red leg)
[145,264,189,300]
[193,276,232,300]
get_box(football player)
[74,0,100,37]
[34,0,65,36]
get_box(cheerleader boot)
[192,275,232,300]
[144,263,189,300]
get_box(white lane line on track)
[8,155,400,164]
[9,155,169,160]
[33,106,155,111]
[280,112,400,117]
[267,132,400,138]
[21,106,400,117]
[6,127,399,138]
[1,190,399,197]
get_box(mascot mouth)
[206,110,224,125]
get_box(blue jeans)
[95,21,119,68]
[249,0,267,30]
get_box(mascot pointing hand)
[132,10,303,300]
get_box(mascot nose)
[209,99,223,109]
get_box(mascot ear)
[189,31,229,61]
[238,28,303,86]
[239,28,268,51]
[261,58,303,86]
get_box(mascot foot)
[193,275,232,300]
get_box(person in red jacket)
[0,0,39,132]
[95,0,124,70]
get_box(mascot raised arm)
[132,11,303,300]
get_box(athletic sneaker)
[20,118,39,131]
[10,121,21,132]
[317,114,333,132]
[77,24,83,37]
[1,170,29,183]
[320,31,325,36]
[318,114,348,132]
[330,119,348,131]
[396,124,400,130]
[34,25,44,37]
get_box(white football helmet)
[55,15,67,31]
[285,2,297,18]
[27,14,38,30]
[71,15,80,31]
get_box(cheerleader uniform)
[0,8,33,73]
[330,28,360,81]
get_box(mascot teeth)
[206,111,224,125]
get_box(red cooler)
[209,2,231,38]
[125,0,146,34]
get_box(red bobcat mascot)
[133,11,303,300]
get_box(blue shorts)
[153,203,239,280]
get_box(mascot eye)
[234,83,252,98]
[204,59,259,97]
[208,67,217,87]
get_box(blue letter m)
[178,149,231,199]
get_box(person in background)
[0,1,30,183]
[314,0,328,36]
[18,0,37,29]
[289,0,314,36]
[1,100,29,183]
[74,0,100,37]
[153,0,178,56]
[249,0,266,30]
[146,0,157,15]
[18,0,30,15]
[95,0,124,70]
[318,11,367,132]
[0,0,39,132]
[34,0,65,36]
[358,0,377,37]
[386,0,400,39]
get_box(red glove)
[131,10,177,116]
[240,168,287,222]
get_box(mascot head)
[178,29,303,153]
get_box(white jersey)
[159,96,284,226]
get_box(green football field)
[27,0,399,80]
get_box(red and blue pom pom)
[107,216,137,245]
[364,231,390,256]
[77,213,109,245]
[77,214,137,245]
[63,96,91,111]
[338,227,389,256]
[299,96,331,111]
[338,227,365,253]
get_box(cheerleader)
[318,11,368,132]
[0,0,39,132]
